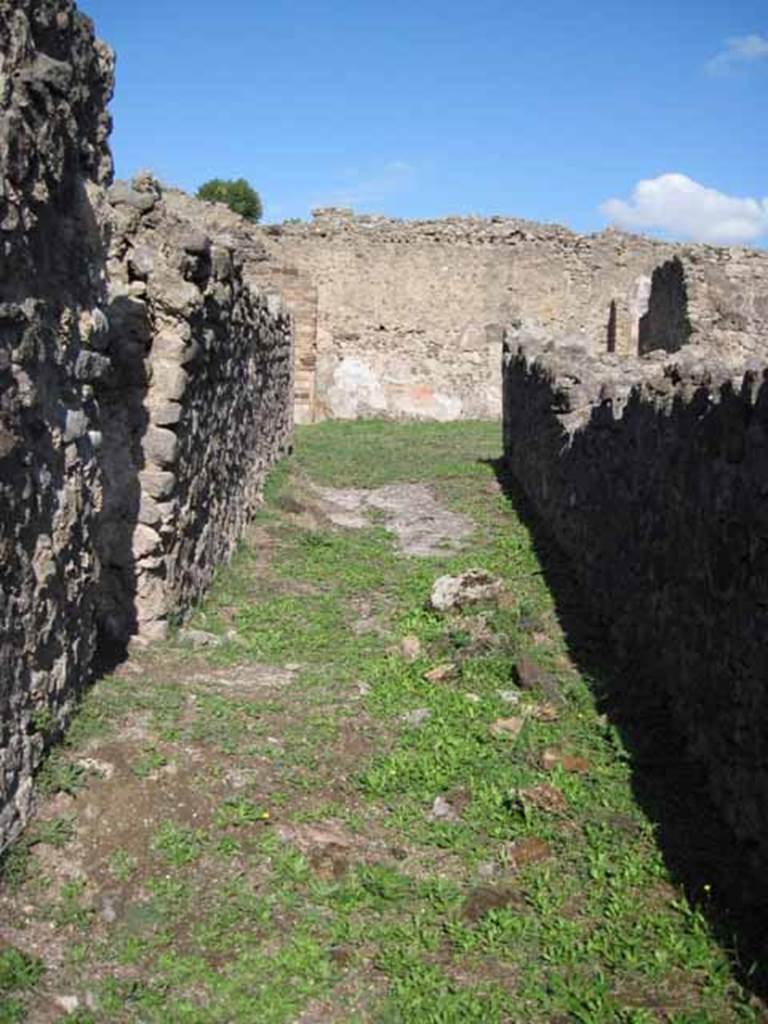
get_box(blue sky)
[84,0,767,244]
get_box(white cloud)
[313,160,414,210]
[599,173,768,245]
[706,33,768,74]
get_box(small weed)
[49,880,93,929]
[213,798,270,829]
[29,707,57,738]
[30,816,76,849]
[0,947,44,993]
[37,755,87,796]
[0,843,31,891]
[0,946,44,1024]
[130,747,169,779]
[109,849,139,883]
[150,821,206,867]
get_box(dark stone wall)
[0,0,114,850]
[0,5,293,852]
[503,334,768,863]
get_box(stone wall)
[502,331,768,862]
[0,3,293,852]
[252,209,768,423]
[0,0,114,850]
[96,179,293,643]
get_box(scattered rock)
[540,748,590,774]
[430,795,460,823]
[424,663,457,684]
[223,767,261,790]
[309,847,350,880]
[498,688,522,705]
[402,707,431,727]
[75,756,114,781]
[352,600,381,635]
[462,884,526,923]
[607,813,645,838]
[178,628,222,649]
[464,692,481,704]
[531,630,551,647]
[516,783,568,815]
[489,716,525,739]
[429,568,504,612]
[276,822,353,853]
[513,657,562,702]
[54,995,80,1014]
[329,945,354,967]
[528,702,560,722]
[459,614,499,653]
[99,896,117,923]
[502,836,553,871]
[400,634,422,661]
[43,792,76,817]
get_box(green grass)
[0,947,44,1024]
[0,420,760,1023]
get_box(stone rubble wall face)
[254,212,768,422]
[0,5,293,852]
[98,182,293,641]
[502,336,768,860]
[0,0,114,849]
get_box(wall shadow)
[606,300,617,354]
[484,455,768,999]
[638,257,692,355]
[92,293,151,673]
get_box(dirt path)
[0,421,762,1023]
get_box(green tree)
[196,178,263,222]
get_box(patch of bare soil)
[115,654,298,693]
[314,483,473,555]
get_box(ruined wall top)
[270,209,661,253]
[266,209,768,265]
[504,328,749,439]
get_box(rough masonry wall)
[0,4,293,852]
[0,0,113,849]
[253,210,768,423]
[97,179,293,643]
[502,334,768,862]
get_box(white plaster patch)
[327,358,387,419]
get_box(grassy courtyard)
[0,421,761,1023]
